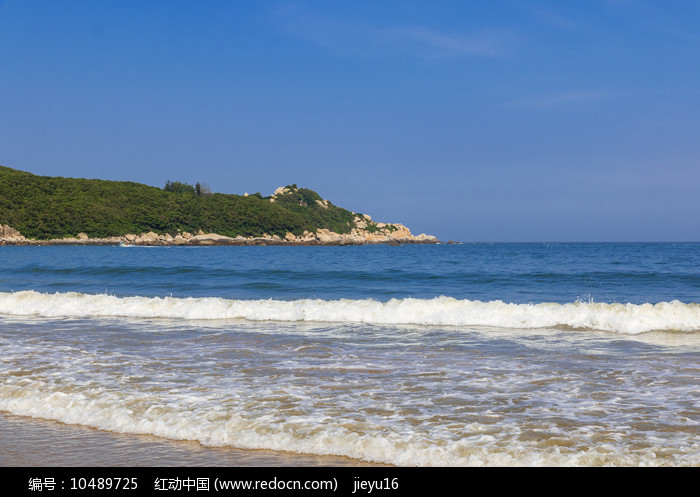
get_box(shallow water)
[0,412,384,467]
[1,244,698,466]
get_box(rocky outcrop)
[0,219,440,247]
[188,233,236,245]
[0,224,26,244]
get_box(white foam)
[0,290,698,334]
[1,380,693,467]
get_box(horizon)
[1,1,699,242]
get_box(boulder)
[273,186,289,196]
[190,233,234,245]
[0,225,23,239]
[138,232,159,244]
[315,229,343,243]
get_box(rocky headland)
[0,217,439,247]
[0,166,440,246]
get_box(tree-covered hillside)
[0,166,358,239]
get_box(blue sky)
[1,0,699,241]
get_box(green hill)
[0,165,359,240]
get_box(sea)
[0,242,698,467]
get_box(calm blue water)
[2,243,699,303]
[0,243,698,466]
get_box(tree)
[196,182,212,197]
[164,181,196,194]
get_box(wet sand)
[0,412,389,467]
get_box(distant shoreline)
[0,167,440,246]
[0,238,440,246]
[0,227,440,247]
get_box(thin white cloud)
[502,90,616,109]
[529,8,576,31]
[380,25,509,58]
[271,6,512,59]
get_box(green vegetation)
[0,165,359,239]
[163,180,212,197]
[271,185,356,235]
[163,180,196,194]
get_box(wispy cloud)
[379,25,509,58]
[529,8,576,31]
[501,90,617,109]
[270,5,513,60]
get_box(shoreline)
[0,236,440,246]
[0,226,441,247]
[0,412,390,467]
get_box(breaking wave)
[1,290,698,335]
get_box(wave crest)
[0,290,698,335]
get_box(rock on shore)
[0,222,439,247]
